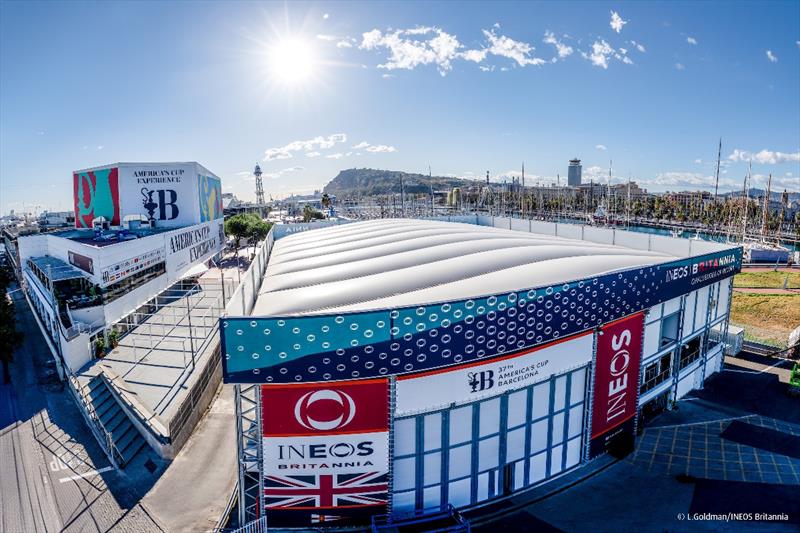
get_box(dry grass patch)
[734,270,800,289]
[730,293,800,348]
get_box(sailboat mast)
[741,162,751,242]
[429,165,434,216]
[607,160,612,224]
[521,162,525,219]
[713,137,722,202]
[761,173,772,242]
[626,173,631,228]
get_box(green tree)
[0,276,24,384]
[248,217,272,243]
[224,213,273,251]
[225,214,252,250]
[302,205,325,222]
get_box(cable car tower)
[254,163,265,206]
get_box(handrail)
[66,373,123,468]
[100,367,170,440]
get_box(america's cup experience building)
[221,217,741,528]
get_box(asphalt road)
[0,284,163,533]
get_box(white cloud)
[543,31,573,59]
[583,165,608,182]
[366,144,397,153]
[264,133,347,161]
[585,40,614,69]
[694,158,703,164]
[595,144,607,151]
[766,50,778,63]
[610,11,628,33]
[643,170,798,192]
[581,39,634,69]
[482,29,546,66]
[325,153,344,159]
[336,40,353,48]
[96,145,104,150]
[479,65,494,72]
[796,40,800,48]
[351,141,397,153]
[462,48,488,63]
[316,34,337,41]
[258,166,305,180]
[381,73,395,79]
[686,36,697,45]
[323,13,329,20]
[360,26,463,76]
[306,151,321,158]
[675,62,685,70]
[728,148,800,164]
[651,172,717,187]
[629,40,646,53]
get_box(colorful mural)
[198,175,223,222]
[73,167,121,228]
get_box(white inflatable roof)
[253,219,677,316]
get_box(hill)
[723,189,800,203]
[323,168,479,196]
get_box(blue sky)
[1,1,798,214]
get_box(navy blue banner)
[221,247,741,384]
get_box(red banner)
[261,379,388,437]
[261,379,390,527]
[590,312,644,457]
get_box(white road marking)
[757,358,788,374]
[59,466,113,483]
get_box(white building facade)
[18,162,225,373]
[221,217,741,528]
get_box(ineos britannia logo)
[294,389,356,431]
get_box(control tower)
[568,158,582,187]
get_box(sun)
[267,37,317,85]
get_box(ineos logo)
[294,389,356,431]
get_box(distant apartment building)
[568,158,582,186]
[665,190,713,208]
[577,181,648,200]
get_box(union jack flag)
[264,472,388,509]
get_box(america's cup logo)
[294,389,356,431]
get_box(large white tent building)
[222,217,741,528]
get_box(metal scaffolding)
[236,383,264,525]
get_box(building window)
[679,335,703,369]
[640,353,672,394]
[102,261,166,303]
[660,312,680,348]
[392,366,588,516]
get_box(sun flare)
[268,37,316,85]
